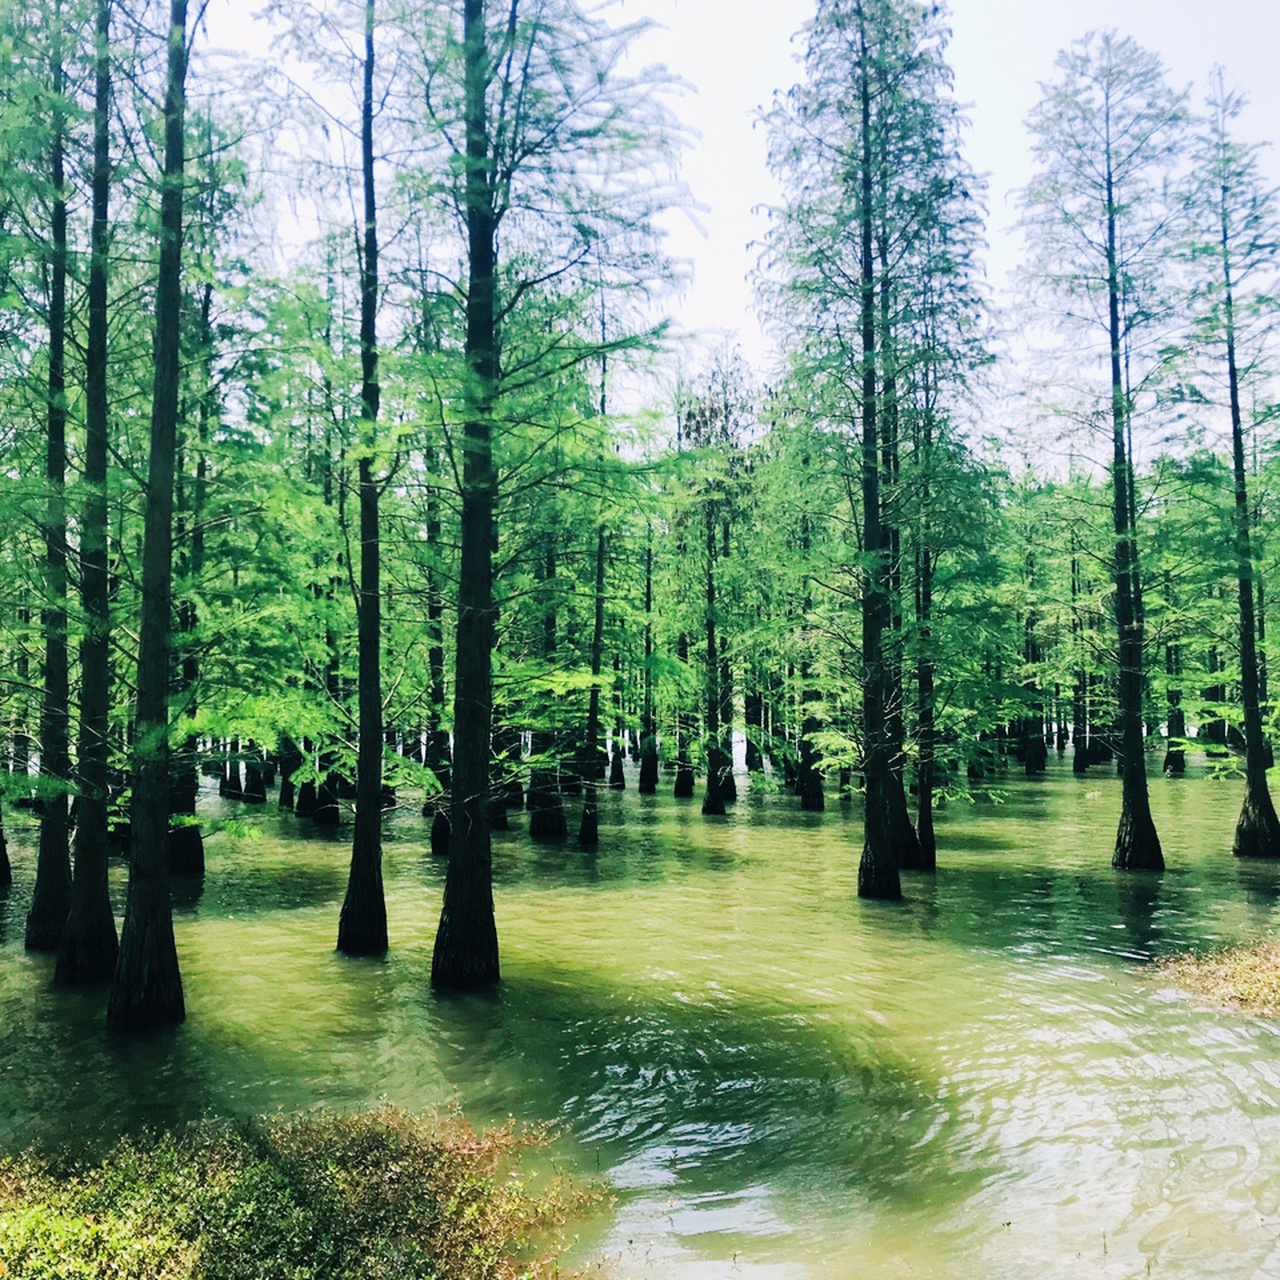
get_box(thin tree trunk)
[1105,154,1162,872]
[1220,197,1280,856]
[339,0,388,953]
[107,0,190,1029]
[579,528,606,845]
[639,538,659,793]
[57,0,118,983]
[701,506,725,816]
[855,23,899,899]
[673,632,695,798]
[432,0,499,988]
[27,25,71,952]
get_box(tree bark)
[27,26,72,953]
[1220,196,1280,856]
[579,528,606,845]
[337,0,389,955]
[702,506,725,815]
[638,539,659,793]
[1105,152,1162,872]
[854,19,900,900]
[431,0,499,988]
[107,0,190,1029]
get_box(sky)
[203,0,1280,383]
[615,0,1280,377]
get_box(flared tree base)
[430,811,450,858]
[107,899,185,1033]
[638,750,659,794]
[336,871,389,957]
[1233,776,1280,859]
[858,843,903,900]
[1112,797,1164,871]
[431,901,499,991]
[168,824,204,876]
[55,896,118,987]
[528,806,567,840]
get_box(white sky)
[203,0,1280,383]
[619,0,1280,377]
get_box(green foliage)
[0,1108,602,1280]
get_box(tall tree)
[337,0,389,954]
[26,10,72,952]
[1019,31,1187,872]
[107,0,191,1030]
[427,0,677,986]
[430,0,501,988]
[1190,74,1280,858]
[56,0,118,984]
[767,0,984,895]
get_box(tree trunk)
[339,0,389,954]
[673,631,695,799]
[638,540,659,793]
[27,29,72,953]
[579,528,606,845]
[1220,209,1280,856]
[701,507,725,816]
[107,0,190,1030]
[854,27,900,900]
[431,0,499,988]
[1105,156,1162,872]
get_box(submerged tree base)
[0,1107,603,1280]
[1233,779,1280,860]
[1160,942,1280,1017]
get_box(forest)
[0,0,1277,1028]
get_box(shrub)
[0,1107,604,1280]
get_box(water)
[4,755,1280,1278]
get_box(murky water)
[3,754,1280,1278]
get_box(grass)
[0,1106,605,1280]
[1159,941,1280,1016]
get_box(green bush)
[0,1108,603,1280]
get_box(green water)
[3,755,1280,1278]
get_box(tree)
[107,0,191,1030]
[1019,30,1188,872]
[428,0,677,987]
[25,8,72,952]
[56,0,119,984]
[336,0,389,955]
[1187,73,1280,858]
[766,0,985,895]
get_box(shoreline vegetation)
[1160,942,1280,1017]
[0,1107,604,1279]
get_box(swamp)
[4,751,1280,1279]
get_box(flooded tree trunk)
[1219,206,1280,857]
[1105,165,1162,873]
[1164,637,1185,776]
[609,652,626,789]
[277,737,302,812]
[108,0,190,1030]
[854,30,900,899]
[338,0,389,955]
[744,679,763,773]
[639,541,659,794]
[580,529,606,846]
[431,0,500,989]
[702,509,725,816]
[169,273,212,878]
[529,544,567,839]
[673,632,695,798]
[28,33,72,953]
